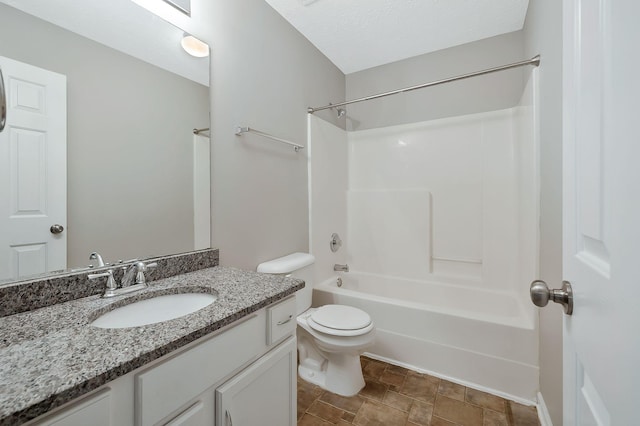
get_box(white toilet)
[257,252,375,396]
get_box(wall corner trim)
[536,391,554,426]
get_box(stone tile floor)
[298,356,540,426]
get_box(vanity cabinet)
[28,296,297,426]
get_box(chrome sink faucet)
[121,261,157,287]
[87,253,158,298]
[89,252,106,267]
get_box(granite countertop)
[0,266,304,425]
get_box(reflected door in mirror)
[0,56,66,280]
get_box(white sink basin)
[91,292,217,329]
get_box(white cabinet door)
[216,337,296,426]
[0,56,67,281]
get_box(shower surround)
[308,71,539,401]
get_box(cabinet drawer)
[267,296,297,345]
[136,314,263,426]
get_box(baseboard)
[536,391,553,426]
[363,351,537,407]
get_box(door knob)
[530,280,573,315]
[50,224,64,234]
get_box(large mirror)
[0,0,211,284]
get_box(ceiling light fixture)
[181,33,209,58]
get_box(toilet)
[257,252,375,396]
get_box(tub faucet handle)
[330,233,342,252]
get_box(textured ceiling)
[264,0,530,74]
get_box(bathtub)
[312,272,539,402]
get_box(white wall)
[523,1,564,425]
[345,31,526,131]
[194,0,345,271]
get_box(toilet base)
[297,334,366,396]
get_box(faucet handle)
[88,269,117,295]
[87,271,110,279]
[134,261,157,285]
[135,261,157,273]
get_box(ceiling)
[264,0,530,74]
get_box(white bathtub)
[312,273,539,402]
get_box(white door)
[0,56,67,281]
[562,0,640,424]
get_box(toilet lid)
[308,305,372,336]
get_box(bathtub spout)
[334,264,349,272]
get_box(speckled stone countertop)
[0,266,304,425]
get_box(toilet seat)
[308,305,373,337]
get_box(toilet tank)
[257,253,315,315]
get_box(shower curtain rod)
[307,55,540,114]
